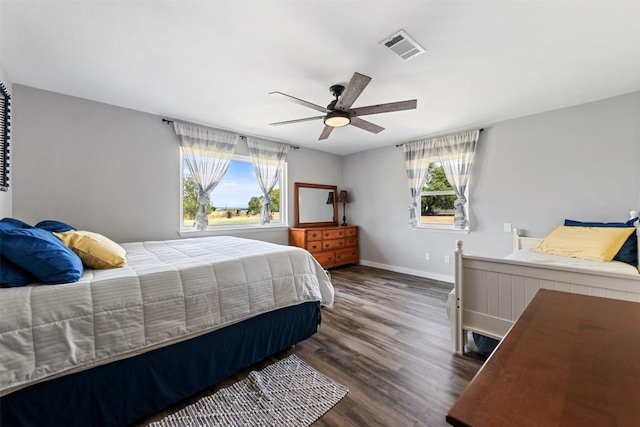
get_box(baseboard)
[359,260,454,284]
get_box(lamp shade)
[326,191,334,205]
[338,190,350,203]
[324,111,351,127]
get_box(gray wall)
[11,85,343,244]
[11,85,640,282]
[0,63,12,218]
[344,92,640,282]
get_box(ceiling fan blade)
[269,92,328,113]
[334,72,371,111]
[351,99,417,117]
[349,117,385,134]
[319,125,334,140]
[269,116,325,126]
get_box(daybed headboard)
[512,230,541,252]
[513,210,640,255]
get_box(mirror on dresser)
[294,182,339,227]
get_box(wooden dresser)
[289,226,359,269]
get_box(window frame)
[179,152,288,233]
[415,164,470,233]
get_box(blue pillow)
[564,218,638,266]
[0,258,36,288]
[0,217,32,229]
[35,219,76,233]
[0,227,83,284]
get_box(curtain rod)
[162,118,299,150]
[395,128,484,148]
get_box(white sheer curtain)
[403,139,438,226]
[433,129,480,229]
[174,122,238,230]
[247,137,289,225]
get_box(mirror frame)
[294,182,339,228]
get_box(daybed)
[0,234,334,426]
[448,211,640,355]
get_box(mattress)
[505,249,640,276]
[0,236,334,396]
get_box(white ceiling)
[1,1,639,156]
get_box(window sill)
[412,225,470,235]
[178,224,289,238]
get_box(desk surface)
[446,289,640,427]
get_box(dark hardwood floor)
[139,265,485,427]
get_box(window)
[404,129,479,231]
[420,163,458,226]
[181,154,285,228]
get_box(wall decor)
[0,80,10,191]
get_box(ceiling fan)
[269,72,417,140]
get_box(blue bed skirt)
[472,332,500,357]
[0,301,321,427]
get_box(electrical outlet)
[504,222,512,233]
[425,252,430,261]
[444,255,451,264]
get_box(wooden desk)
[446,289,640,427]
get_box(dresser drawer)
[306,230,322,241]
[322,229,345,240]
[290,226,358,269]
[322,239,345,250]
[313,251,335,266]
[306,241,323,252]
[335,248,358,263]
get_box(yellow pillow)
[534,226,635,262]
[54,230,126,269]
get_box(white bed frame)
[453,211,640,355]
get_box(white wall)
[11,85,342,244]
[344,92,640,282]
[0,64,12,218]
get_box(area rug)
[150,354,348,427]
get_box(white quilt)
[0,236,334,396]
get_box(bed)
[448,211,640,356]
[0,234,334,426]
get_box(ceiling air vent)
[381,30,425,61]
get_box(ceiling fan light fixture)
[270,71,416,140]
[324,111,351,127]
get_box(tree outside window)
[183,176,215,220]
[420,163,457,225]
